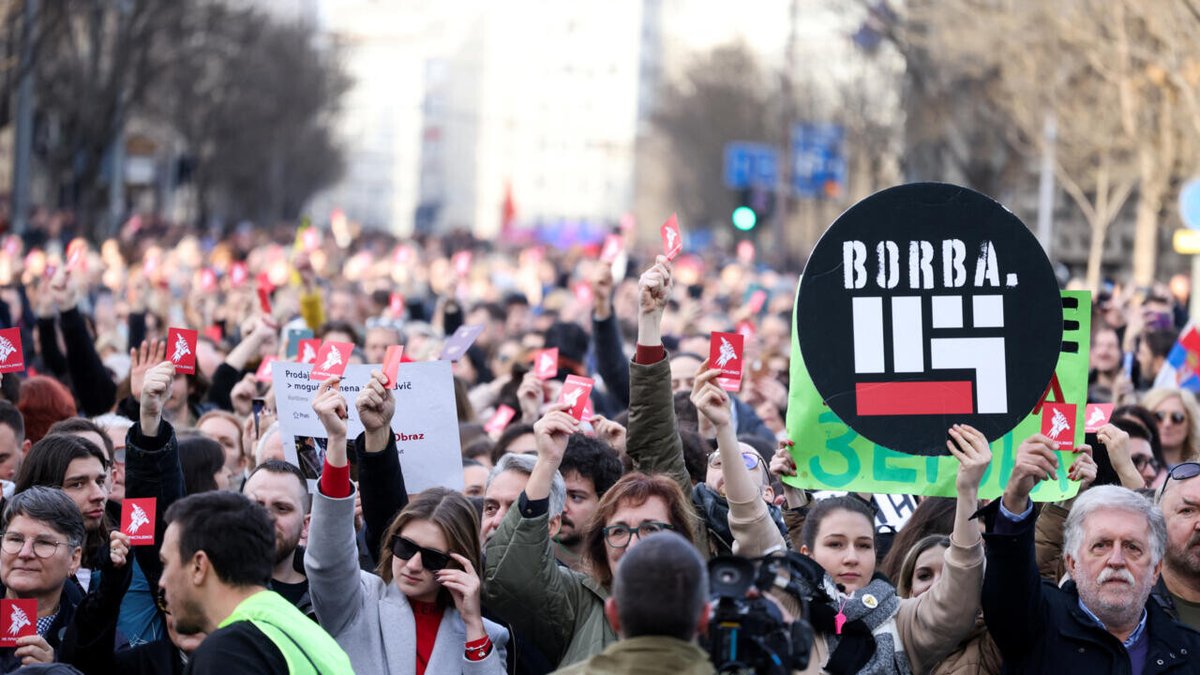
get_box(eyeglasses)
[708,452,761,471]
[113,447,126,464]
[0,533,72,559]
[389,536,451,571]
[1160,462,1200,499]
[155,588,171,615]
[1156,411,1188,426]
[602,521,674,549]
[1133,455,1162,473]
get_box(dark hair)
[164,491,274,588]
[801,496,876,552]
[678,429,708,485]
[49,417,115,464]
[491,423,535,464]
[896,534,952,598]
[318,320,360,346]
[673,391,700,433]
[614,531,708,641]
[15,433,109,494]
[2,486,86,549]
[561,434,623,497]
[179,436,226,495]
[0,373,21,405]
[0,400,25,441]
[376,487,482,606]
[244,460,311,513]
[543,321,590,377]
[1143,329,1179,359]
[18,377,77,444]
[462,436,494,463]
[878,497,956,581]
[1113,405,1164,467]
[470,301,506,323]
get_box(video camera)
[704,553,815,674]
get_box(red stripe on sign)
[855,381,974,416]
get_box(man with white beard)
[1155,462,1200,629]
[980,435,1200,673]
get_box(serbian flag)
[1163,324,1200,391]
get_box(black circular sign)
[797,183,1062,455]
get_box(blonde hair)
[1142,388,1200,461]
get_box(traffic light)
[732,186,775,231]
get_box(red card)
[203,325,224,344]
[256,356,278,384]
[660,213,682,261]
[736,320,756,340]
[0,328,25,374]
[1041,402,1077,451]
[1084,403,1114,433]
[389,292,405,316]
[382,345,404,388]
[121,498,157,546]
[310,341,353,380]
[230,262,249,287]
[601,234,623,263]
[167,327,198,375]
[66,241,85,270]
[709,331,745,392]
[558,375,595,421]
[199,268,218,293]
[0,599,36,645]
[533,348,559,380]
[484,404,516,434]
[737,240,755,265]
[747,290,767,314]
[452,251,473,277]
[297,338,321,365]
[573,282,594,305]
[581,397,594,422]
[256,285,273,316]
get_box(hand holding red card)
[533,348,558,380]
[1084,403,1113,433]
[709,332,745,392]
[1041,402,1077,451]
[382,345,404,388]
[166,327,198,375]
[0,599,36,646]
[256,356,278,384]
[121,498,157,546]
[0,328,25,374]
[660,213,682,261]
[558,375,594,421]
[310,341,353,381]
[298,338,321,365]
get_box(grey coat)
[305,489,508,675]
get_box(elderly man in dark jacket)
[983,434,1200,674]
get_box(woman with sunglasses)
[1142,388,1200,469]
[305,376,507,675]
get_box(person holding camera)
[552,531,714,675]
[770,423,991,673]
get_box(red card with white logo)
[747,290,768,314]
[199,268,218,293]
[573,282,594,305]
[484,404,516,434]
[452,251,472,277]
[709,331,745,392]
[166,327,198,375]
[310,341,353,381]
[389,292,404,316]
[1041,402,1077,451]
[255,356,278,384]
[558,375,594,421]
[382,345,404,388]
[297,338,321,365]
[66,240,86,270]
[230,262,248,287]
[533,348,559,380]
[0,599,36,645]
[1084,403,1114,433]
[736,320,756,340]
[660,213,682,261]
[601,234,623,263]
[0,328,25,374]
[121,498,157,546]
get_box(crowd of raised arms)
[0,213,1192,674]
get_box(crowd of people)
[0,212,1194,673]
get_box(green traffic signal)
[732,206,757,231]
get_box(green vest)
[220,590,353,675]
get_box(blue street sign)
[791,123,845,199]
[1181,178,1200,230]
[723,142,778,189]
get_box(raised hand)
[140,361,176,437]
[533,402,578,468]
[946,424,993,493]
[130,340,167,401]
[589,414,627,454]
[312,377,348,439]
[592,263,615,320]
[637,255,672,317]
[1003,433,1060,514]
[109,530,131,569]
[770,439,798,479]
[1067,445,1098,490]
[690,361,732,431]
[356,370,395,453]
[230,373,259,417]
[517,370,544,423]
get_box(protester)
[306,377,508,674]
[0,402,28,488]
[159,491,352,674]
[1142,388,1200,468]
[552,531,714,675]
[241,460,313,615]
[554,435,623,572]
[1154,462,1200,629]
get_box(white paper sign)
[272,360,464,494]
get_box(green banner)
[785,290,1091,500]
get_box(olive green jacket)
[551,636,716,675]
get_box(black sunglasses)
[389,536,451,571]
[1160,462,1200,499]
[1156,411,1188,425]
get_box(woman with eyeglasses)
[1141,388,1200,469]
[305,376,508,674]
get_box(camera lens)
[718,569,740,585]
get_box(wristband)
[465,635,492,661]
